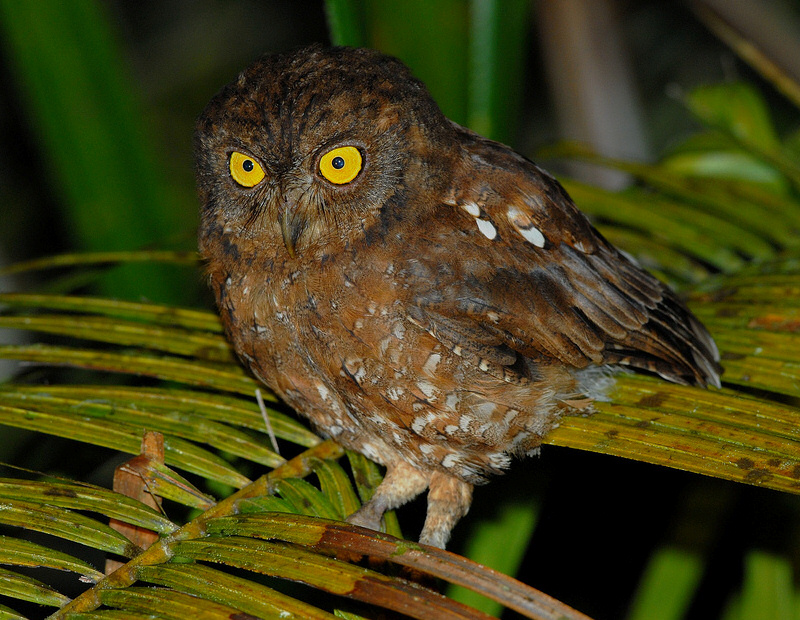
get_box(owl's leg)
[347,460,429,533]
[419,472,473,549]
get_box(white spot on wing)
[476,218,498,240]
[519,225,546,248]
[507,205,546,248]
[461,201,481,217]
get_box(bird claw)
[346,502,384,533]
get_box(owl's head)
[195,45,455,263]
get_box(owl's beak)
[278,186,306,258]
[280,210,297,258]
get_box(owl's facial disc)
[274,144,364,257]
[226,141,368,258]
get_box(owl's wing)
[403,125,721,388]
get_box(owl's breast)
[212,245,574,484]
[282,253,574,480]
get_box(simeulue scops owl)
[194,45,721,549]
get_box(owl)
[195,45,721,549]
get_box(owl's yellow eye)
[319,146,362,185]
[229,151,265,187]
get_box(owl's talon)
[347,468,473,549]
[419,473,473,549]
[346,504,384,533]
[345,461,429,535]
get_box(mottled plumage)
[195,45,721,548]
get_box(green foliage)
[0,0,198,303]
[326,0,528,144]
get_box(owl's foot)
[347,460,429,533]
[419,472,473,549]
[346,461,474,549]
